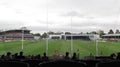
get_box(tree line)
[32,29,120,38]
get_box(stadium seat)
[0,61,30,67]
[39,60,87,67]
[96,60,120,67]
[95,56,110,60]
[81,60,100,67]
[23,60,42,67]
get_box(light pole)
[70,9,73,56]
[46,0,48,55]
[21,27,24,52]
[96,39,98,56]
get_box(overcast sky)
[0,0,120,34]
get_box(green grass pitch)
[0,40,120,59]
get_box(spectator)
[71,52,78,61]
[13,53,18,60]
[116,52,120,60]
[26,55,31,60]
[17,51,25,60]
[41,52,49,61]
[31,55,35,60]
[110,53,116,60]
[5,52,12,60]
[53,50,61,60]
[64,52,70,60]
[35,54,41,60]
[1,54,5,60]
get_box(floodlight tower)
[70,9,73,56]
[46,0,49,55]
[21,27,26,51]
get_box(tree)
[108,29,114,34]
[33,33,41,36]
[86,32,89,34]
[48,31,54,35]
[65,32,71,34]
[80,32,83,34]
[98,30,105,38]
[115,29,120,34]
[41,32,48,38]
[55,32,63,35]
[90,31,97,34]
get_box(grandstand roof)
[0,29,31,34]
[63,34,98,36]
[102,34,120,36]
[4,29,30,33]
[49,34,98,36]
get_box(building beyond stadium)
[0,29,34,42]
[49,34,99,41]
[102,34,120,42]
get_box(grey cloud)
[0,20,24,30]
[26,25,101,34]
[60,11,95,19]
[0,0,120,34]
[36,20,56,25]
[67,21,119,29]
[51,0,120,17]
[61,11,84,17]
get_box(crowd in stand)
[1,51,120,61]
[0,51,80,61]
[1,51,120,67]
[0,51,120,62]
[110,52,120,60]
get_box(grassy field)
[0,40,120,59]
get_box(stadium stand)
[0,61,30,67]
[39,60,87,67]
[81,60,101,67]
[0,52,120,67]
[23,60,42,67]
[0,29,34,42]
[96,60,120,67]
[49,34,99,41]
